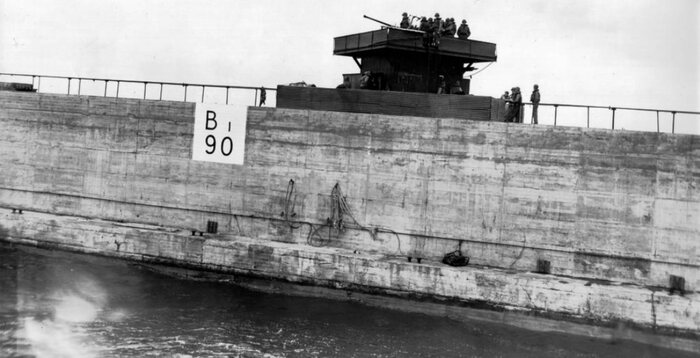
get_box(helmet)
[402,12,407,16]
[435,13,440,17]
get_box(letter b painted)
[205,110,217,130]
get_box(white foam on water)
[19,318,96,358]
[15,275,119,357]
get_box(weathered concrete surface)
[2,210,699,351]
[0,90,699,339]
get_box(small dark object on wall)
[536,259,551,274]
[207,220,218,234]
[670,275,685,296]
[442,250,469,266]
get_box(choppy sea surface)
[0,242,694,357]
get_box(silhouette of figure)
[337,76,351,89]
[442,18,456,37]
[360,71,372,89]
[530,84,541,124]
[437,75,447,94]
[259,87,266,106]
[450,80,465,95]
[505,87,522,122]
[400,12,411,29]
[457,20,471,39]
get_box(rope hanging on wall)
[308,182,379,247]
[328,182,374,236]
[281,179,300,229]
[329,183,346,231]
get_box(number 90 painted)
[205,134,234,156]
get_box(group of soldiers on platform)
[502,84,541,124]
[400,12,471,47]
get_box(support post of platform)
[656,111,660,133]
[611,107,616,130]
[672,111,676,134]
[143,82,147,99]
[67,78,71,95]
[116,81,120,98]
[554,105,558,127]
[78,79,81,95]
[183,85,188,102]
[159,84,163,100]
[104,80,108,97]
[586,107,590,128]
[201,86,205,103]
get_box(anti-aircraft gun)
[333,15,497,93]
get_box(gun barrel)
[363,15,393,28]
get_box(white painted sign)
[192,103,247,165]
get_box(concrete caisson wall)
[243,105,700,291]
[0,90,699,337]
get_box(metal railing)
[2,72,698,134]
[521,102,700,134]
[0,72,275,106]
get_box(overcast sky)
[1,0,698,133]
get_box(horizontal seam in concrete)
[1,186,697,269]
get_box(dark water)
[0,243,694,357]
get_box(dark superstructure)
[333,26,497,94]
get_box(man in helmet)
[505,87,522,122]
[457,19,471,39]
[530,84,541,124]
[360,71,372,90]
[436,75,447,94]
[400,12,411,29]
[419,16,429,31]
[442,17,456,37]
[433,13,444,33]
[430,14,442,46]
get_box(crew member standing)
[419,17,430,46]
[501,90,511,114]
[442,18,456,37]
[400,12,411,29]
[530,84,541,124]
[259,87,266,106]
[337,76,351,89]
[360,71,372,89]
[505,87,522,122]
[437,75,447,94]
[419,16,429,31]
[457,20,471,39]
[433,13,444,33]
[431,13,443,46]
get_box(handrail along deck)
[0,72,275,106]
[1,72,698,134]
